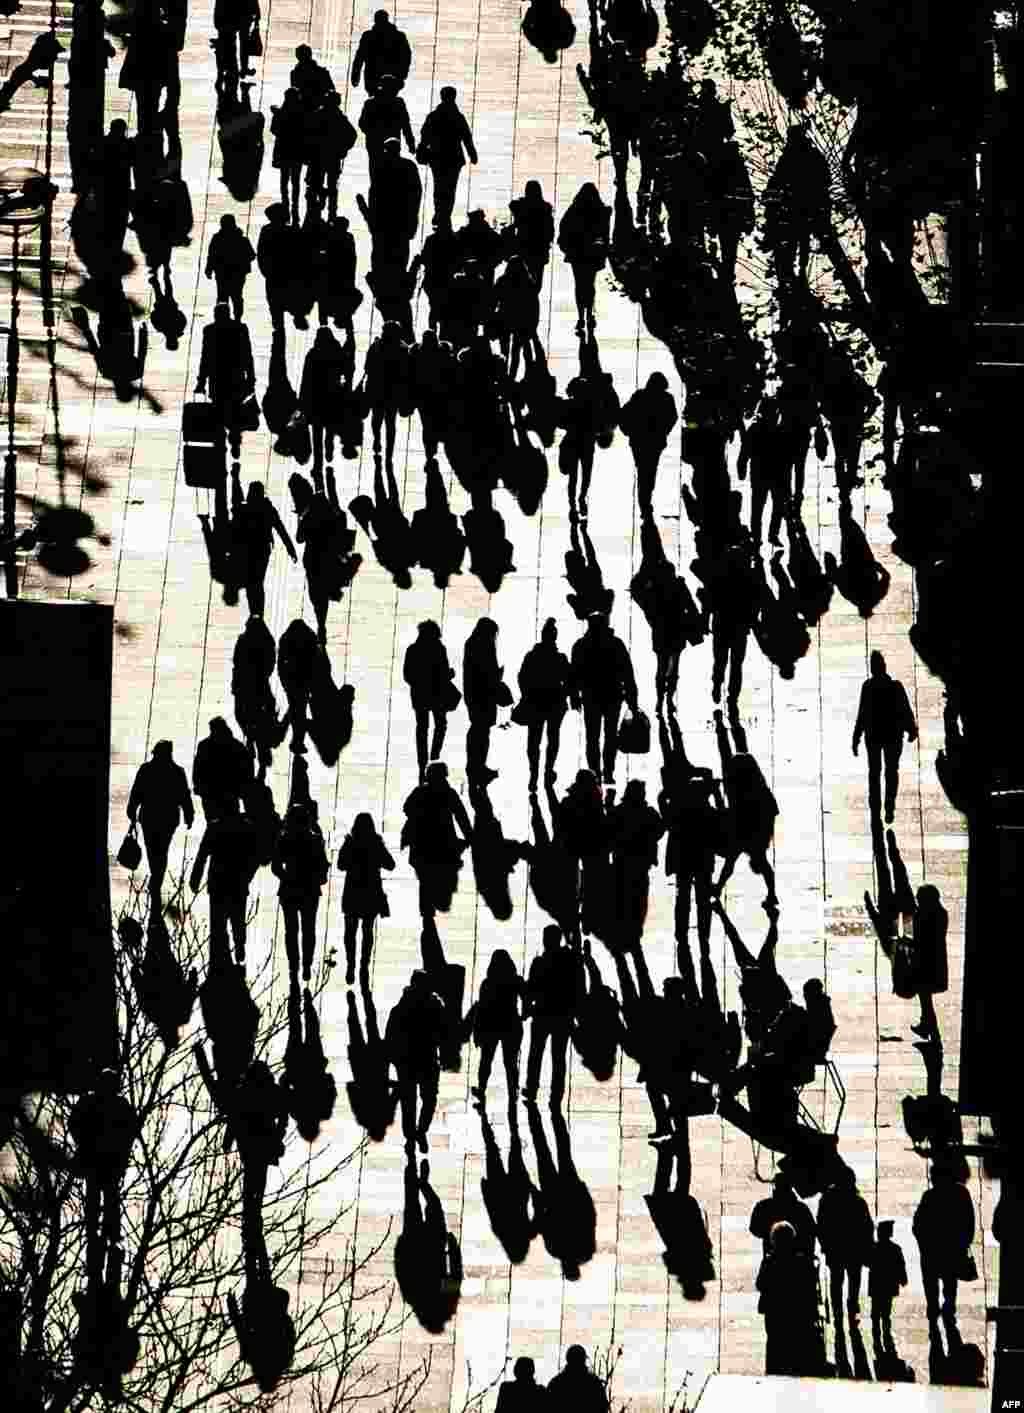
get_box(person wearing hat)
[869,1219,908,1365]
[352,9,412,93]
[417,85,478,230]
[358,71,415,171]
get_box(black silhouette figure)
[526,785,582,942]
[385,971,447,1153]
[69,1068,139,1277]
[907,884,948,1043]
[852,650,918,824]
[346,978,398,1139]
[785,509,834,627]
[479,1110,540,1266]
[465,949,527,1108]
[289,474,362,648]
[701,531,757,709]
[750,1171,817,1259]
[817,1164,875,1346]
[570,612,639,787]
[869,1220,909,1370]
[630,518,703,712]
[199,935,260,1089]
[756,1220,827,1376]
[522,0,575,64]
[127,740,195,901]
[619,371,678,516]
[418,86,477,230]
[462,618,511,786]
[752,550,811,681]
[509,179,555,287]
[120,913,198,1051]
[660,741,723,1001]
[232,479,298,620]
[213,0,258,85]
[289,43,334,108]
[361,318,414,470]
[516,618,571,792]
[195,303,256,460]
[496,1356,547,1413]
[95,118,135,257]
[306,93,358,223]
[818,339,879,502]
[193,715,254,820]
[558,768,609,943]
[299,325,350,492]
[283,982,338,1142]
[712,711,779,911]
[492,254,544,383]
[824,504,891,618]
[71,1239,140,1404]
[271,800,329,985]
[738,395,788,547]
[205,213,256,320]
[270,89,305,222]
[276,617,322,757]
[802,978,836,1063]
[547,1346,609,1413]
[411,455,466,587]
[217,81,266,203]
[232,616,285,776]
[913,1158,976,1351]
[68,1,115,194]
[257,203,304,330]
[607,780,664,951]
[523,925,583,1107]
[469,783,529,922]
[558,182,610,336]
[572,938,627,1082]
[404,620,459,781]
[401,761,473,917]
[190,797,262,965]
[336,813,395,985]
[527,1102,597,1280]
[557,352,614,520]
[69,284,149,401]
[352,9,412,92]
[394,1158,463,1333]
[359,74,415,172]
[646,1140,716,1298]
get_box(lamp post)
[0,164,49,598]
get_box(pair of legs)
[828,1258,864,1329]
[655,641,682,710]
[711,616,748,706]
[715,834,777,909]
[211,888,249,964]
[920,1259,960,1339]
[866,738,904,822]
[343,912,376,984]
[241,545,271,619]
[413,705,448,779]
[750,472,786,546]
[563,434,595,516]
[395,1062,439,1149]
[466,708,497,781]
[570,261,597,333]
[370,403,399,467]
[279,163,301,223]
[474,1025,522,1101]
[871,1295,895,1359]
[284,686,311,754]
[214,272,246,321]
[141,821,175,901]
[430,162,460,230]
[281,894,319,983]
[633,442,664,515]
[582,696,623,783]
[310,419,336,492]
[526,708,565,788]
[674,854,715,999]
[524,1016,570,1105]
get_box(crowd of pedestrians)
[62,0,980,1396]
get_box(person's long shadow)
[785,511,833,628]
[232,616,286,775]
[518,351,560,449]
[410,457,466,588]
[572,944,625,1082]
[522,0,575,63]
[565,515,613,620]
[217,82,265,202]
[523,785,580,939]
[199,930,260,1090]
[394,1157,462,1334]
[349,456,416,589]
[479,1107,539,1264]
[346,979,397,1141]
[824,503,891,619]
[469,782,530,923]
[525,1102,597,1280]
[263,325,299,442]
[751,550,811,682]
[417,918,466,1074]
[306,651,355,767]
[462,488,516,594]
[645,1139,716,1299]
[502,403,549,517]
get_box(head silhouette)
[246,481,266,503]
[878,1219,895,1238]
[870,650,886,677]
[295,43,313,61]
[565,1345,588,1368]
[541,617,557,645]
[513,1357,536,1382]
[524,179,542,201]
[487,949,516,983]
[542,924,562,953]
[374,8,389,22]
[803,978,824,1000]
[425,760,448,786]
[214,303,231,325]
[648,371,669,391]
[220,214,236,231]
[153,739,173,760]
[440,86,456,103]
[768,1220,795,1252]
[209,716,230,738]
[110,118,128,138]
[623,779,645,804]
[351,811,377,843]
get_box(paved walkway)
[0,1,987,1409]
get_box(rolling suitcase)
[182,398,225,489]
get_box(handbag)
[496,680,514,709]
[617,709,651,755]
[891,938,919,999]
[442,680,462,712]
[510,698,533,726]
[117,825,142,871]
[958,1250,979,1282]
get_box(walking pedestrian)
[193,716,254,820]
[516,617,571,792]
[816,1165,875,1343]
[232,481,297,620]
[127,740,195,900]
[869,1220,908,1365]
[385,970,446,1153]
[404,620,459,781]
[336,813,395,985]
[417,86,477,231]
[195,303,256,460]
[462,617,512,787]
[618,371,678,516]
[352,9,412,93]
[570,612,639,787]
[271,800,329,984]
[522,925,583,1108]
[466,950,527,1107]
[189,797,263,965]
[851,650,918,824]
[557,182,610,336]
[205,214,257,321]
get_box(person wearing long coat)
[557,182,611,336]
[465,950,527,1107]
[911,883,948,1040]
[756,1221,826,1376]
[300,325,350,494]
[403,620,458,781]
[336,813,396,984]
[270,88,305,223]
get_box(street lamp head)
[0,165,50,228]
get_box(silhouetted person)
[630,517,702,711]
[213,0,258,82]
[404,620,458,781]
[411,454,466,587]
[290,44,334,103]
[336,812,395,985]
[509,180,555,286]
[607,780,664,950]
[817,1164,874,1342]
[69,1068,139,1271]
[96,119,135,256]
[270,89,304,222]
[232,614,282,778]
[756,1221,825,1376]
[385,971,446,1153]
[352,9,412,92]
[205,213,256,321]
[71,1237,139,1402]
[190,797,262,964]
[257,203,299,328]
[661,762,723,997]
[558,768,609,942]
[571,612,639,787]
[232,479,297,620]
[127,740,194,900]
[306,93,357,222]
[852,650,918,824]
[704,533,757,709]
[619,371,678,516]
[558,183,610,336]
[516,617,571,792]
[913,1160,975,1347]
[227,1280,295,1395]
[463,618,510,786]
[401,761,473,916]
[750,1171,817,1261]
[300,325,349,493]
[193,715,254,820]
[802,978,836,1062]
[738,395,787,546]
[466,949,526,1107]
[869,1220,908,1366]
[496,1356,547,1413]
[121,914,198,1051]
[911,884,948,1042]
[712,711,779,912]
[195,303,256,460]
[277,617,320,756]
[418,86,477,230]
[523,925,581,1107]
[289,473,361,647]
[363,317,414,469]
[359,73,415,171]
[547,1346,608,1413]
[271,800,328,984]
